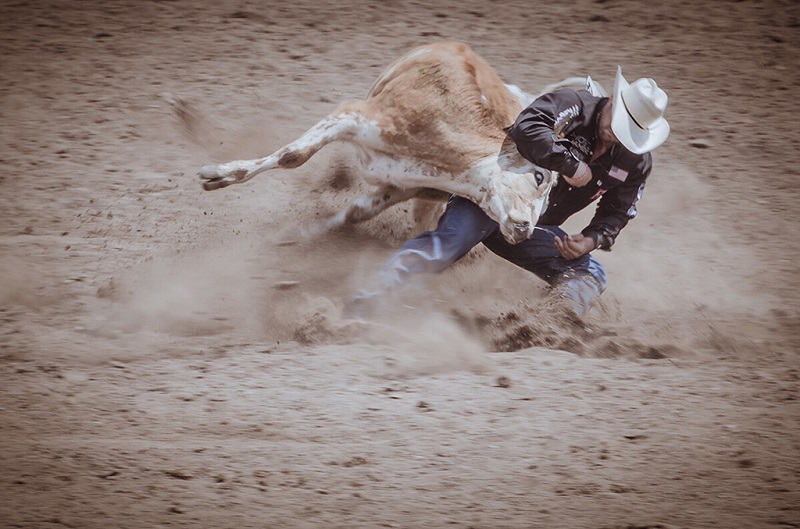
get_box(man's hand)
[554,233,596,260]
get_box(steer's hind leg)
[200,101,374,191]
[318,185,422,233]
[316,154,456,233]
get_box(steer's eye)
[534,170,545,186]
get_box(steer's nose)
[512,221,531,239]
[501,220,531,244]
[513,221,530,232]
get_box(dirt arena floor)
[1,0,799,528]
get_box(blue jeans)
[360,195,607,316]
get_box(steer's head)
[487,165,555,244]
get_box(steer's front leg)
[199,101,371,191]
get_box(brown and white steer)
[200,41,568,244]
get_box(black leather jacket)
[509,89,652,250]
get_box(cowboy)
[349,67,670,319]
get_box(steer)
[200,41,567,244]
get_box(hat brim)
[611,66,670,155]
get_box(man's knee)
[586,256,607,291]
[554,258,607,318]
[555,273,604,318]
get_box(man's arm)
[508,90,584,178]
[581,157,652,250]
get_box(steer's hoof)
[199,164,232,191]
[202,178,230,191]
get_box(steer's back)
[364,42,524,174]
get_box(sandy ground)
[1,0,799,528]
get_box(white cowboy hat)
[611,66,670,154]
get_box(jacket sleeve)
[508,89,584,178]
[581,155,652,250]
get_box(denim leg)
[351,198,607,317]
[483,225,607,316]
[354,196,498,298]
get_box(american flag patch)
[608,166,629,182]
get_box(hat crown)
[620,78,668,130]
